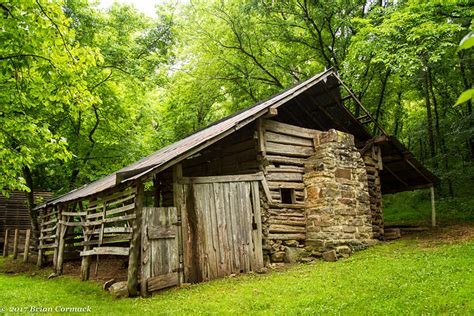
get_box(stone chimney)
[304,129,373,252]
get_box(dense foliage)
[1,0,473,220]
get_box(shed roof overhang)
[35,69,438,210]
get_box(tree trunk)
[23,167,39,245]
[373,69,391,134]
[422,68,436,165]
[428,67,453,196]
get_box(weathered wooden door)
[141,207,179,293]
[176,177,263,283]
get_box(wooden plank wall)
[259,119,322,241]
[141,207,179,293]
[0,191,52,244]
[178,178,263,283]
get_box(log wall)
[363,145,384,239]
[258,119,321,249]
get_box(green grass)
[383,189,474,226]
[1,235,473,315]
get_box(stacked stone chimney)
[304,129,373,252]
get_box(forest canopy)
[1,0,473,209]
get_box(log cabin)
[34,69,438,296]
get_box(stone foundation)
[304,129,373,251]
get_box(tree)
[0,0,100,236]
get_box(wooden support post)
[172,164,184,287]
[12,228,19,259]
[23,229,31,263]
[3,229,9,257]
[37,209,44,267]
[128,182,144,297]
[56,206,67,274]
[80,202,91,281]
[431,186,436,227]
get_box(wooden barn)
[34,69,438,296]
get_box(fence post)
[23,229,31,263]
[2,229,9,257]
[12,228,19,259]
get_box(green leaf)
[454,88,474,106]
[458,31,474,51]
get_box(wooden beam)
[80,247,130,256]
[127,181,144,297]
[2,229,9,257]
[332,72,388,136]
[12,228,18,259]
[115,166,156,185]
[172,164,184,289]
[263,106,278,118]
[23,229,31,263]
[431,186,436,227]
[179,173,264,184]
[384,164,409,188]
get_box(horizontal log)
[266,172,303,182]
[263,120,319,139]
[59,221,84,227]
[269,224,306,233]
[266,233,306,240]
[41,218,57,226]
[179,172,263,184]
[266,166,304,173]
[80,234,132,246]
[147,272,179,292]
[268,219,306,227]
[266,142,314,157]
[265,131,313,147]
[269,210,305,217]
[85,227,132,235]
[85,214,136,226]
[87,203,135,219]
[107,193,135,208]
[80,246,129,256]
[265,155,306,166]
[41,225,57,233]
[40,243,58,249]
[268,203,304,209]
[267,181,305,190]
[62,211,87,217]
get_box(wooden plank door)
[141,207,179,293]
[178,178,263,283]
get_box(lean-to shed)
[35,69,438,296]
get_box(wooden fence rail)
[2,228,33,263]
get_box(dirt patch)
[62,256,128,282]
[400,223,474,247]
[0,258,47,276]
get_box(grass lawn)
[1,226,473,315]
